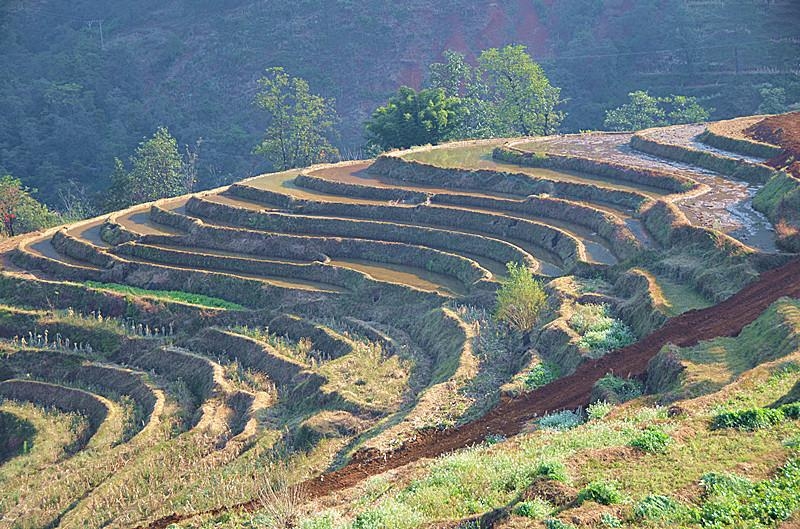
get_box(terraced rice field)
[0,116,798,529]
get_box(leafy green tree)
[604,91,711,131]
[478,45,564,136]
[494,262,547,333]
[254,67,339,170]
[603,91,666,131]
[666,95,711,124]
[105,127,189,211]
[0,175,59,237]
[427,51,500,139]
[365,86,464,150]
[757,84,788,114]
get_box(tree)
[604,91,711,131]
[105,127,189,211]
[603,91,665,131]
[478,45,564,136]
[666,95,711,124]
[494,262,547,333]
[254,67,339,170]
[427,51,501,139]
[365,86,464,150]
[0,175,59,237]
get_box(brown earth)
[142,256,800,529]
[747,111,800,176]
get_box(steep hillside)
[0,116,799,528]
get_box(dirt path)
[142,256,800,529]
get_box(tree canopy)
[603,91,711,131]
[105,127,190,211]
[0,176,59,237]
[253,67,339,170]
[364,87,463,150]
[477,45,564,136]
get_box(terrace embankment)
[142,255,800,529]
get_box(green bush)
[634,495,683,520]
[538,410,583,431]
[712,408,785,431]
[599,513,622,528]
[524,362,560,390]
[780,402,800,420]
[544,519,575,529]
[592,374,643,404]
[629,427,671,453]
[577,481,623,505]
[570,303,635,356]
[513,498,551,518]
[587,401,613,421]
[534,460,568,482]
[698,460,800,527]
[494,262,547,333]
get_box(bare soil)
[747,111,800,177]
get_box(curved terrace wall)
[369,155,648,211]
[495,143,695,193]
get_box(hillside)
[0,115,799,528]
[1,0,799,202]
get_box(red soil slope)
[144,256,800,529]
[748,111,800,176]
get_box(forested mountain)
[1,0,799,204]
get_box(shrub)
[513,498,552,518]
[534,460,568,482]
[629,427,671,453]
[587,401,613,421]
[599,513,622,528]
[780,402,800,420]
[592,374,643,404]
[524,362,560,390]
[698,461,800,527]
[544,519,575,529]
[712,408,785,431]
[570,303,635,356]
[634,495,683,520]
[494,262,547,333]
[538,410,583,431]
[577,481,623,505]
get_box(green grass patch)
[629,426,671,453]
[84,281,244,310]
[577,480,624,505]
[569,304,635,357]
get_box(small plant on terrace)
[494,262,547,333]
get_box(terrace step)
[0,379,120,452]
[2,349,164,441]
[183,195,538,277]
[303,163,643,259]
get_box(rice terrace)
[0,110,798,528]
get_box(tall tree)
[365,86,464,150]
[0,175,59,237]
[105,127,189,211]
[478,45,564,136]
[253,67,339,170]
[427,51,500,139]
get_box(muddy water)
[66,218,111,248]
